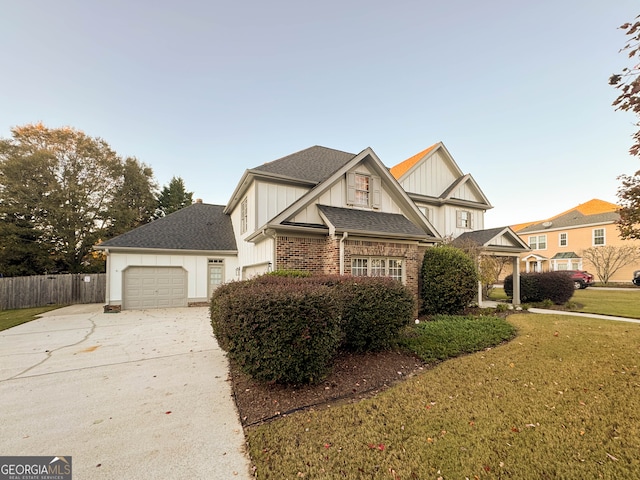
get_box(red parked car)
[563,270,595,289]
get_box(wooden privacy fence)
[0,273,106,310]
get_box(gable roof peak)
[390,143,440,180]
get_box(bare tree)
[580,245,640,284]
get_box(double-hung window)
[354,174,370,206]
[559,232,568,247]
[528,235,547,250]
[240,197,248,234]
[456,210,473,229]
[593,228,605,246]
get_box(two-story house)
[97,142,529,310]
[514,199,640,283]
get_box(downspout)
[263,229,277,272]
[104,248,110,305]
[339,232,348,275]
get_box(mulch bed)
[230,350,427,428]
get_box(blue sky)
[1,1,638,228]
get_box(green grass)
[247,313,640,479]
[571,288,640,318]
[0,305,61,331]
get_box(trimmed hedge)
[211,277,342,384]
[420,245,479,315]
[504,272,574,304]
[210,274,415,384]
[336,276,415,352]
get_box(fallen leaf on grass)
[606,453,618,461]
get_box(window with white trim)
[528,235,547,250]
[559,232,568,247]
[354,174,370,206]
[240,197,248,234]
[351,257,403,282]
[593,228,605,246]
[456,210,473,229]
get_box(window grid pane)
[370,258,385,277]
[351,258,368,276]
[355,174,370,206]
[594,229,605,245]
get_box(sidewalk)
[480,300,640,324]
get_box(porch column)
[512,256,521,306]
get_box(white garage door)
[123,267,187,310]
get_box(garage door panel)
[123,267,187,310]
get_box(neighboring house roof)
[252,145,356,184]
[453,226,530,254]
[96,203,237,252]
[551,252,580,259]
[517,199,620,234]
[317,205,429,239]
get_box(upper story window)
[559,232,568,247]
[346,172,380,209]
[456,210,473,229]
[355,174,370,206]
[593,228,605,246]
[240,197,248,234]
[529,235,547,250]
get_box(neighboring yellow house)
[512,199,640,284]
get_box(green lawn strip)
[571,289,640,318]
[247,314,640,479]
[400,315,517,364]
[0,305,62,332]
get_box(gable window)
[351,257,403,282]
[593,228,605,246]
[240,197,248,234]
[456,210,473,229]
[559,232,568,247]
[528,235,547,250]
[355,174,370,206]
[346,172,381,208]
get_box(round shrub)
[210,277,342,384]
[336,276,415,352]
[421,245,479,315]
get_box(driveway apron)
[0,305,252,479]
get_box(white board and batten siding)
[397,150,460,197]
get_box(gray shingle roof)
[317,205,429,237]
[518,211,620,233]
[99,203,237,251]
[453,227,508,246]
[252,146,356,183]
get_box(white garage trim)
[123,266,187,310]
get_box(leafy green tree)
[156,176,193,217]
[611,16,640,239]
[107,157,157,237]
[0,123,156,274]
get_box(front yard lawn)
[247,313,640,479]
[0,305,61,332]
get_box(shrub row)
[504,271,574,304]
[210,274,415,384]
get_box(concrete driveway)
[0,305,252,479]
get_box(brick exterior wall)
[275,234,425,298]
